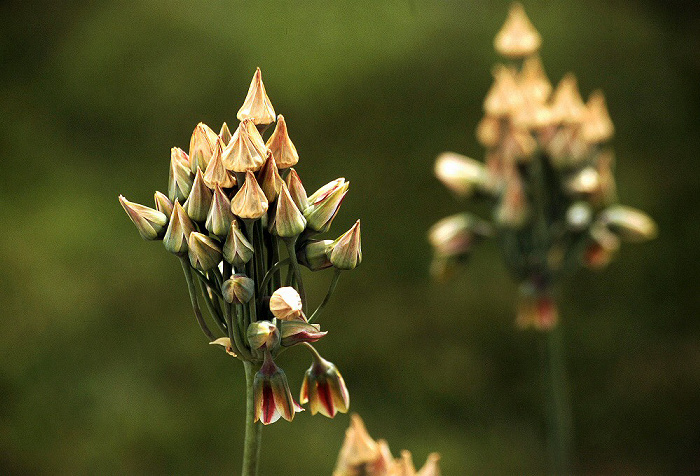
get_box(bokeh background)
[2,0,699,474]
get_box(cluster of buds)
[120,68,360,424]
[429,3,656,330]
[333,414,441,476]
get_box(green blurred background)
[2,0,698,473]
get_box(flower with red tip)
[300,347,349,418]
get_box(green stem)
[259,258,290,294]
[196,275,227,334]
[179,257,215,341]
[284,238,306,313]
[308,269,341,322]
[541,325,572,475]
[242,361,263,476]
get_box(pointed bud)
[484,65,523,117]
[582,90,614,144]
[281,321,327,347]
[297,239,334,271]
[188,122,218,173]
[203,139,236,189]
[163,201,196,254]
[286,168,308,211]
[599,205,657,242]
[206,185,235,237]
[210,337,237,357]
[231,171,269,219]
[305,179,349,233]
[219,122,232,146]
[417,453,442,476]
[476,115,501,148]
[187,232,222,272]
[329,220,362,270]
[434,152,490,198]
[516,282,558,330]
[118,195,168,240]
[300,351,349,418]
[223,221,254,267]
[550,74,586,125]
[168,147,193,202]
[494,2,541,58]
[254,351,303,424]
[269,287,304,321]
[183,168,213,222]
[237,67,276,127]
[275,182,307,237]
[222,273,255,304]
[334,414,382,473]
[428,213,492,258]
[519,55,552,103]
[395,451,417,476]
[258,151,284,202]
[512,95,553,130]
[266,114,299,169]
[154,191,173,218]
[247,321,280,350]
[222,119,268,173]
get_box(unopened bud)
[237,67,276,127]
[203,139,236,189]
[484,65,522,117]
[168,147,193,202]
[550,74,586,125]
[222,273,255,304]
[222,119,267,173]
[266,114,299,169]
[519,55,552,103]
[269,287,304,321]
[565,201,593,231]
[297,239,333,271]
[118,195,168,240]
[163,201,196,254]
[206,184,234,237]
[566,167,600,195]
[188,122,218,173]
[428,213,492,258]
[219,122,232,146]
[434,152,490,198]
[275,182,307,238]
[187,231,222,272]
[154,191,173,218]
[582,90,614,144]
[209,337,237,357]
[286,168,308,211]
[329,220,362,270]
[183,168,213,222]
[258,151,284,202]
[247,321,280,350]
[223,221,254,267]
[305,179,349,233]
[417,453,442,476]
[476,115,501,148]
[599,205,657,242]
[494,2,541,58]
[231,171,269,220]
[280,321,327,347]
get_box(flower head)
[254,351,303,424]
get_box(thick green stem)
[541,325,572,475]
[309,269,341,322]
[242,361,263,476]
[179,257,215,341]
[284,238,306,313]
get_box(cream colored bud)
[476,115,501,148]
[222,119,267,173]
[188,122,218,173]
[219,122,232,146]
[329,220,362,270]
[417,453,442,476]
[183,168,213,222]
[231,171,269,220]
[258,151,284,202]
[566,167,600,195]
[237,67,276,126]
[494,3,541,58]
[163,201,195,254]
[153,191,173,218]
[434,152,489,198]
[582,90,615,144]
[118,195,168,241]
[275,182,307,238]
[168,147,193,202]
[484,65,523,117]
[203,139,236,189]
[206,184,235,237]
[187,232,222,272]
[223,221,254,267]
[266,114,299,169]
[269,287,304,321]
[550,74,586,125]
[599,205,657,242]
[519,55,552,103]
[286,168,308,211]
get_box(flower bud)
[565,167,600,195]
[428,213,492,258]
[187,231,222,272]
[223,221,254,267]
[247,321,280,350]
[286,168,308,211]
[494,2,541,58]
[417,453,442,476]
[266,114,299,169]
[254,351,303,424]
[163,201,196,254]
[395,451,417,476]
[300,352,349,418]
[209,337,237,357]
[329,220,362,270]
[550,74,586,125]
[280,321,327,347]
[258,151,284,202]
[334,414,382,474]
[565,201,593,231]
[519,55,552,104]
[188,122,218,173]
[231,171,269,219]
[183,168,213,222]
[206,184,234,237]
[269,287,304,321]
[305,179,349,233]
[516,282,558,331]
[484,65,522,117]
[118,195,168,240]
[501,126,537,162]
[434,152,490,198]
[219,122,232,146]
[222,273,255,304]
[297,239,334,271]
[599,205,657,242]
[582,90,614,144]
[275,182,307,238]
[237,67,276,127]
[154,191,173,218]
[476,115,501,148]
[168,147,193,202]
[222,119,267,173]
[203,138,236,189]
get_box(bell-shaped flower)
[187,231,222,272]
[297,239,333,271]
[222,273,255,304]
[154,191,173,218]
[269,286,304,321]
[168,147,193,202]
[300,349,349,418]
[237,67,276,127]
[247,321,280,351]
[223,221,254,268]
[231,171,269,220]
[266,114,299,169]
[494,2,542,58]
[329,220,362,270]
[434,152,490,198]
[163,201,195,255]
[206,184,235,237]
[203,139,236,189]
[118,195,168,240]
[183,168,213,222]
[222,119,267,173]
[257,151,284,202]
[274,182,306,238]
[286,168,308,211]
[188,122,218,173]
[253,350,303,425]
[304,178,349,233]
[280,321,327,347]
